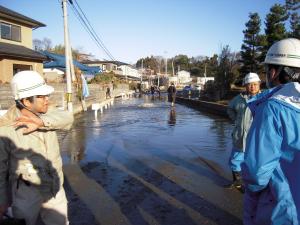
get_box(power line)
[68,3,107,59]
[72,0,115,60]
[67,0,116,61]
[69,1,115,60]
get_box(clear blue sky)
[0,0,286,64]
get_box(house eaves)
[0,42,47,61]
[0,6,45,28]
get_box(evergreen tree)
[265,4,288,49]
[290,13,300,38]
[240,13,263,75]
[286,0,300,38]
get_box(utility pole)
[141,59,143,83]
[165,53,168,76]
[172,59,175,76]
[204,64,207,83]
[69,46,76,82]
[62,0,73,112]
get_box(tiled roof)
[0,42,47,61]
[0,5,45,28]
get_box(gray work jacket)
[227,93,253,152]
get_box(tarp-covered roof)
[41,51,101,75]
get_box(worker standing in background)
[167,82,177,106]
[226,72,261,191]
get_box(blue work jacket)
[242,82,300,225]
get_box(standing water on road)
[62,95,243,225]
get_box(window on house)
[13,64,32,75]
[1,23,21,42]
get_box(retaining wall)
[176,97,229,118]
[0,83,129,114]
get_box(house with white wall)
[177,70,192,84]
[197,77,215,85]
[116,64,141,80]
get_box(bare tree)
[42,38,52,50]
[33,38,43,51]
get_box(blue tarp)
[41,51,101,75]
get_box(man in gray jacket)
[226,72,260,190]
[0,71,73,225]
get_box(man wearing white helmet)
[226,72,261,191]
[0,71,73,225]
[242,38,300,224]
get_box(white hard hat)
[243,72,261,85]
[11,71,54,100]
[264,38,300,68]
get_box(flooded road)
[62,95,243,225]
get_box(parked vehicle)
[193,85,201,91]
[183,85,192,91]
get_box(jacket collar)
[0,105,20,127]
[270,82,300,109]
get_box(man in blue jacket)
[242,38,300,225]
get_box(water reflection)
[65,95,233,170]
[168,107,176,126]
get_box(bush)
[89,72,114,84]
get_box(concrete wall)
[0,59,44,83]
[176,97,229,118]
[0,83,129,113]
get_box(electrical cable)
[72,0,115,60]
[67,0,116,61]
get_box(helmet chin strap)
[16,97,41,117]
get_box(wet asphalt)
[60,94,243,225]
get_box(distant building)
[83,60,141,80]
[116,64,140,80]
[0,6,46,83]
[43,68,64,83]
[76,53,95,62]
[82,60,119,72]
[197,77,214,85]
[177,70,192,84]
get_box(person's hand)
[14,115,44,134]
[0,204,9,221]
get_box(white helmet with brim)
[243,72,261,85]
[264,38,300,68]
[11,71,54,100]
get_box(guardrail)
[91,98,115,121]
[119,90,135,99]
[91,90,136,121]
